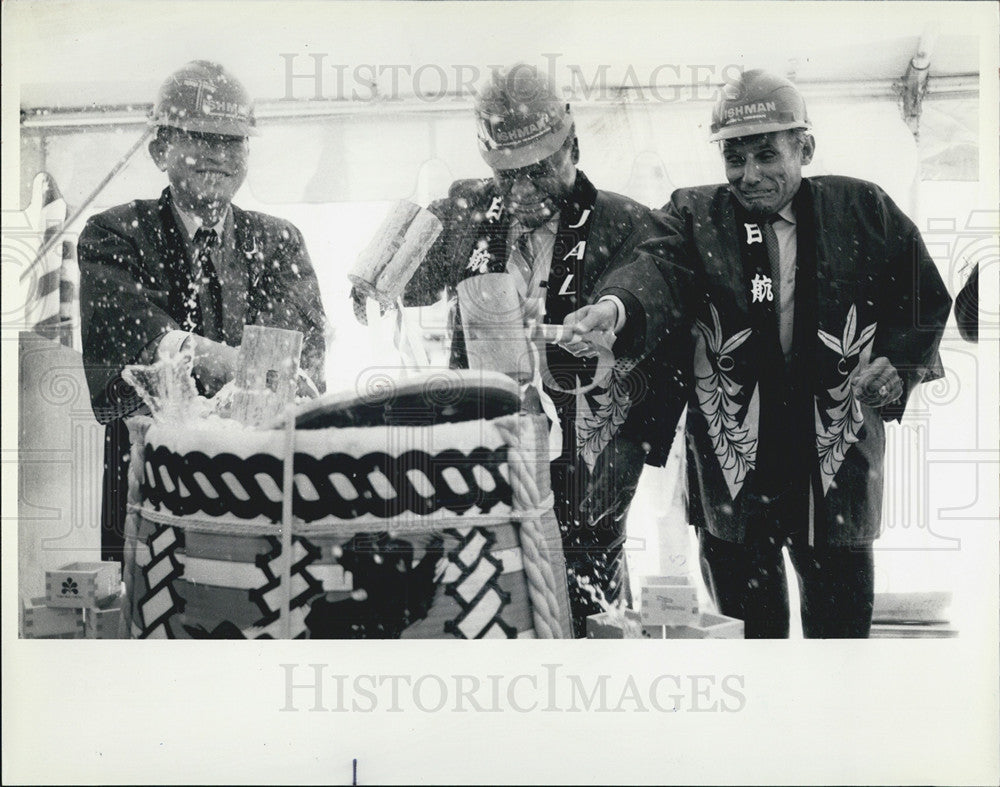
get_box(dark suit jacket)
[79,188,328,422]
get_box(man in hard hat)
[353,64,688,637]
[79,60,328,562]
[643,68,951,637]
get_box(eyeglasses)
[166,129,248,147]
[493,151,564,185]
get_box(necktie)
[510,230,543,324]
[762,217,781,311]
[763,216,797,359]
[184,227,222,336]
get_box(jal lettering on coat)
[466,244,492,274]
[562,241,586,260]
[744,223,763,245]
[484,197,503,221]
[557,275,576,296]
[750,274,774,303]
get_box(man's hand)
[852,356,903,407]
[188,335,239,397]
[350,286,369,325]
[559,301,618,357]
[296,369,321,399]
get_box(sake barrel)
[122,370,572,639]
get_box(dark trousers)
[551,438,646,638]
[101,420,130,564]
[698,528,874,638]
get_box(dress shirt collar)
[170,192,229,241]
[775,202,796,226]
[510,215,560,239]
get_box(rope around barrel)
[494,417,566,639]
[129,505,556,538]
[125,414,566,639]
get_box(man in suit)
[79,60,328,562]
[643,69,952,637]
[354,64,688,637]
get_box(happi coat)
[401,171,689,635]
[647,176,951,547]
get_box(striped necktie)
[762,216,781,312]
[183,227,222,336]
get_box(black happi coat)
[403,171,689,636]
[648,176,951,547]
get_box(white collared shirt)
[506,214,626,333]
[172,203,228,241]
[507,216,558,294]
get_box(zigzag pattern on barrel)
[124,412,572,639]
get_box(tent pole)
[19,125,155,283]
[900,27,937,139]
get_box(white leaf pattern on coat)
[576,359,636,475]
[815,304,877,494]
[693,303,758,500]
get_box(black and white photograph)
[3,0,997,783]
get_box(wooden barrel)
[121,371,572,639]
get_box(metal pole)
[19,125,155,283]
[280,409,296,639]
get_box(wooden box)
[640,575,699,626]
[872,591,953,624]
[586,610,664,639]
[21,596,85,638]
[85,595,124,639]
[45,561,122,609]
[662,612,744,639]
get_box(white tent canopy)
[10,1,980,108]
[10,1,981,212]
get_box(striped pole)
[25,173,67,341]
